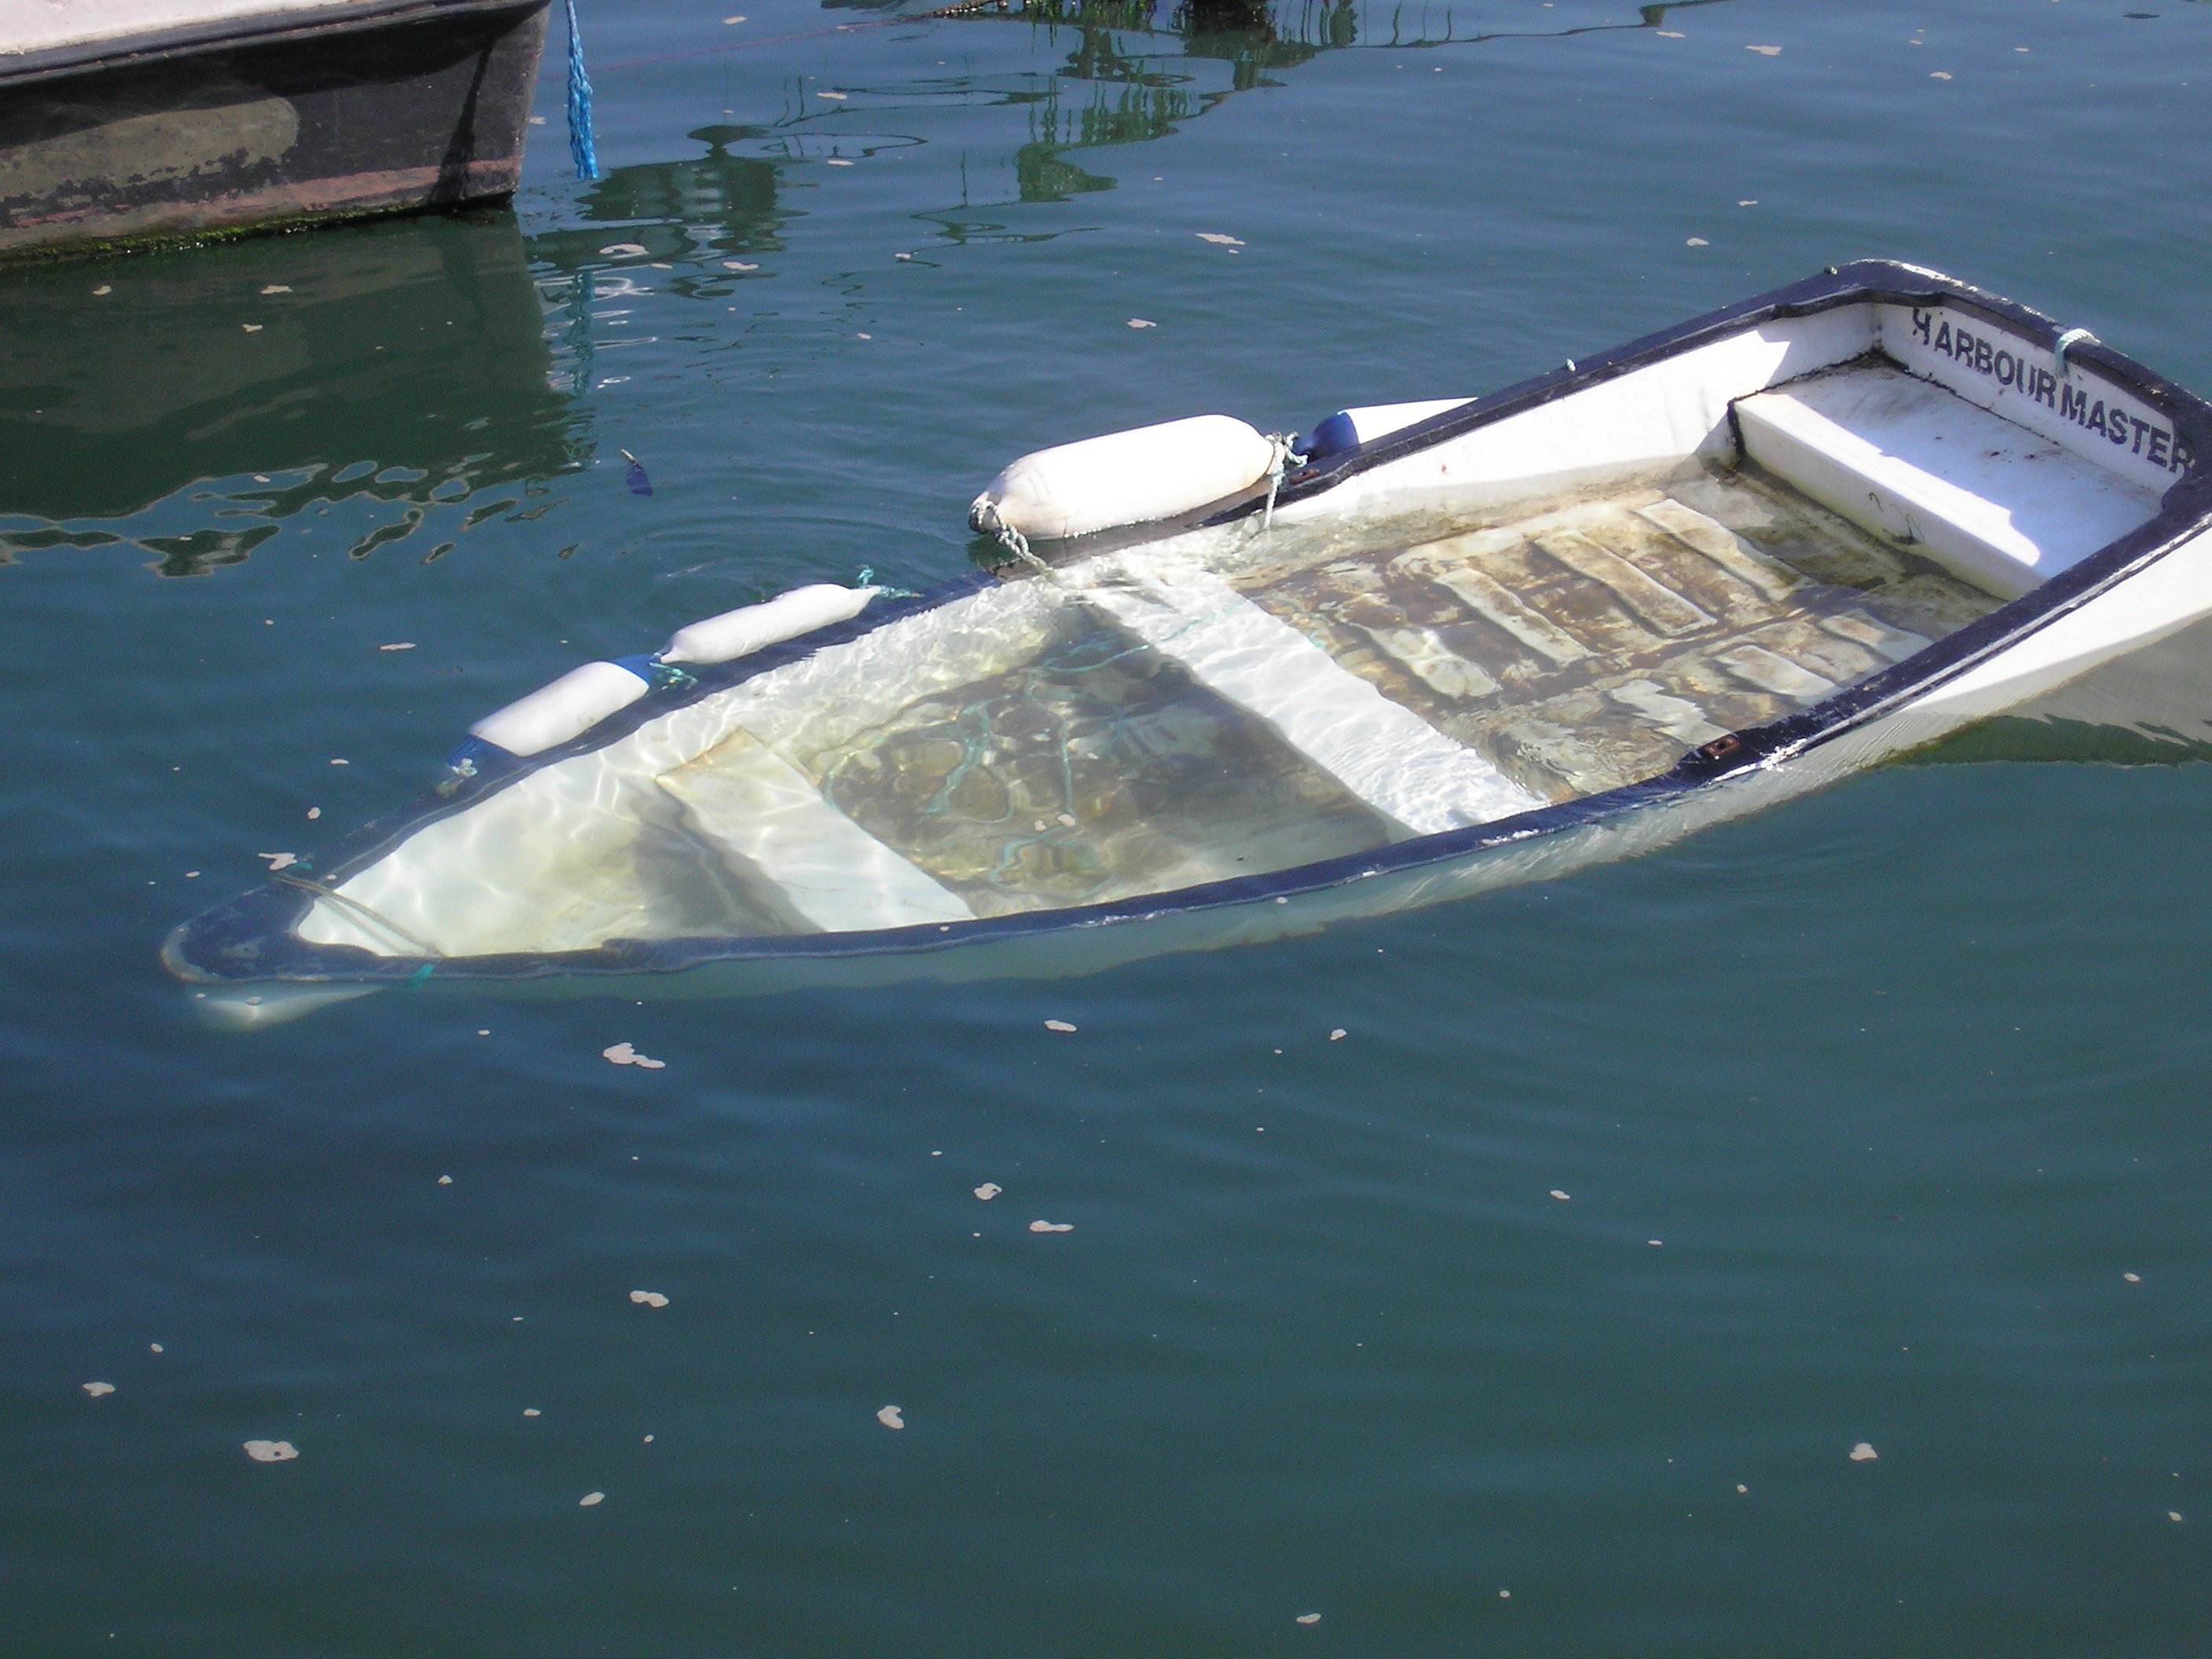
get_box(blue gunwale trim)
[165,259,2212,989]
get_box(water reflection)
[0,210,577,572]
[1917,613,2212,767]
[925,0,1734,204]
[525,126,793,398]
[527,125,788,272]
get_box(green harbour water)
[4,1,2211,1652]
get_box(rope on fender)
[1259,433,1306,533]
[972,500,1051,577]
[565,0,599,181]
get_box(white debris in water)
[2125,1273,2142,1284]
[244,1440,298,1463]
[1850,1442,1878,1462]
[1057,813,1076,826]
[723,261,758,271]
[629,1291,671,1309]
[329,758,348,766]
[306,808,320,819]
[262,284,292,295]
[1550,1189,1571,1202]
[1746,43,1781,55]
[1330,1028,1346,1042]
[877,1404,905,1430]
[603,1042,665,1069]
[579,1490,605,1507]
[1126,318,1156,329]
[82,1381,115,1397]
[438,1174,452,1185]
[1649,1240,1664,1247]
[524,1408,541,1417]
[1196,233,1244,246]
[2172,1511,2186,1523]
[973,1183,1002,1200]
[242,324,263,332]
[1686,237,1708,247]
[826,158,853,167]
[1737,1484,1749,1493]
[93,284,112,295]
[723,13,745,21]
[1295,1613,1321,1624]
[378,642,416,652]
[149,1344,163,1353]
[1029,1220,1073,1233]
[1044,1020,1077,1033]
[599,244,647,256]
[1931,71,1952,80]
[817,90,847,100]
[257,852,298,870]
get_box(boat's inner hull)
[295,452,2003,960]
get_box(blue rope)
[564,0,599,181]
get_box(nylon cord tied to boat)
[2053,327,2098,379]
[855,567,919,599]
[971,499,1048,576]
[564,0,599,181]
[1259,433,1306,533]
[268,870,445,960]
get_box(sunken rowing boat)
[167,261,2212,1025]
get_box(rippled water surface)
[5,2,2212,1653]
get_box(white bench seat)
[1734,364,2160,599]
[1080,562,1549,837]
[659,733,973,932]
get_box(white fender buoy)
[659,583,877,666]
[1300,398,1474,463]
[969,414,1276,543]
[470,659,653,758]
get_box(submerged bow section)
[261,459,1997,964]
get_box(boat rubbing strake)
[167,262,2212,1024]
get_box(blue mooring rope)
[564,0,599,181]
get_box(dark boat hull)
[0,0,551,263]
